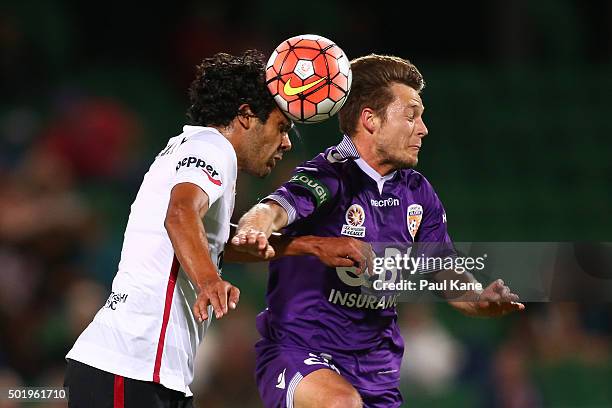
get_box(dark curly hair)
[187,50,277,127]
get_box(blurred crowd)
[2,1,612,407]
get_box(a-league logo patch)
[407,204,423,240]
[341,204,366,238]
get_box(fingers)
[231,229,274,260]
[230,232,245,246]
[208,289,224,319]
[366,247,376,277]
[193,298,208,322]
[195,281,242,323]
[229,285,240,310]
[217,281,243,317]
[232,229,268,246]
[250,231,269,251]
[334,257,356,268]
[217,283,229,316]
[342,239,374,275]
[493,279,521,303]
[355,241,374,276]
[477,278,525,316]
[483,279,509,302]
[263,244,275,260]
[497,301,526,316]
[480,279,523,310]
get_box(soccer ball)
[265,34,352,124]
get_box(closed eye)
[280,122,293,134]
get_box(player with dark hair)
[232,54,524,408]
[63,50,371,408]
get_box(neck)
[350,133,395,176]
[211,124,246,171]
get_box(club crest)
[407,204,423,240]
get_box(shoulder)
[403,169,443,206]
[178,126,237,165]
[403,169,434,192]
[188,128,234,152]
[294,145,357,177]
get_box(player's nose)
[280,132,292,151]
[417,117,428,138]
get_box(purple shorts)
[254,339,403,408]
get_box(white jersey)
[66,126,237,396]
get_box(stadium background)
[1,0,611,406]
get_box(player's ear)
[360,107,377,134]
[236,104,255,130]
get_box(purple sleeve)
[418,180,452,244]
[264,161,339,225]
[414,178,456,273]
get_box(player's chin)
[257,163,274,178]
[405,152,419,167]
[396,156,418,169]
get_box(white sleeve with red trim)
[171,138,230,205]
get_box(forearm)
[165,208,219,291]
[225,234,321,263]
[432,269,483,315]
[236,202,288,238]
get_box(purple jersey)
[256,136,453,379]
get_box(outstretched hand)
[470,279,525,317]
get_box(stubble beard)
[377,144,418,170]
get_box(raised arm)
[227,201,374,274]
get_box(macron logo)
[371,198,400,207]
[176,156,222,186]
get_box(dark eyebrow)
[280,121,293,133]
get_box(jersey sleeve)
[171,138,230,206]
[264,160,340,225]
[418,181,452,244]
[414,176,456,273]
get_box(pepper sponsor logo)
[176,156,222,186]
